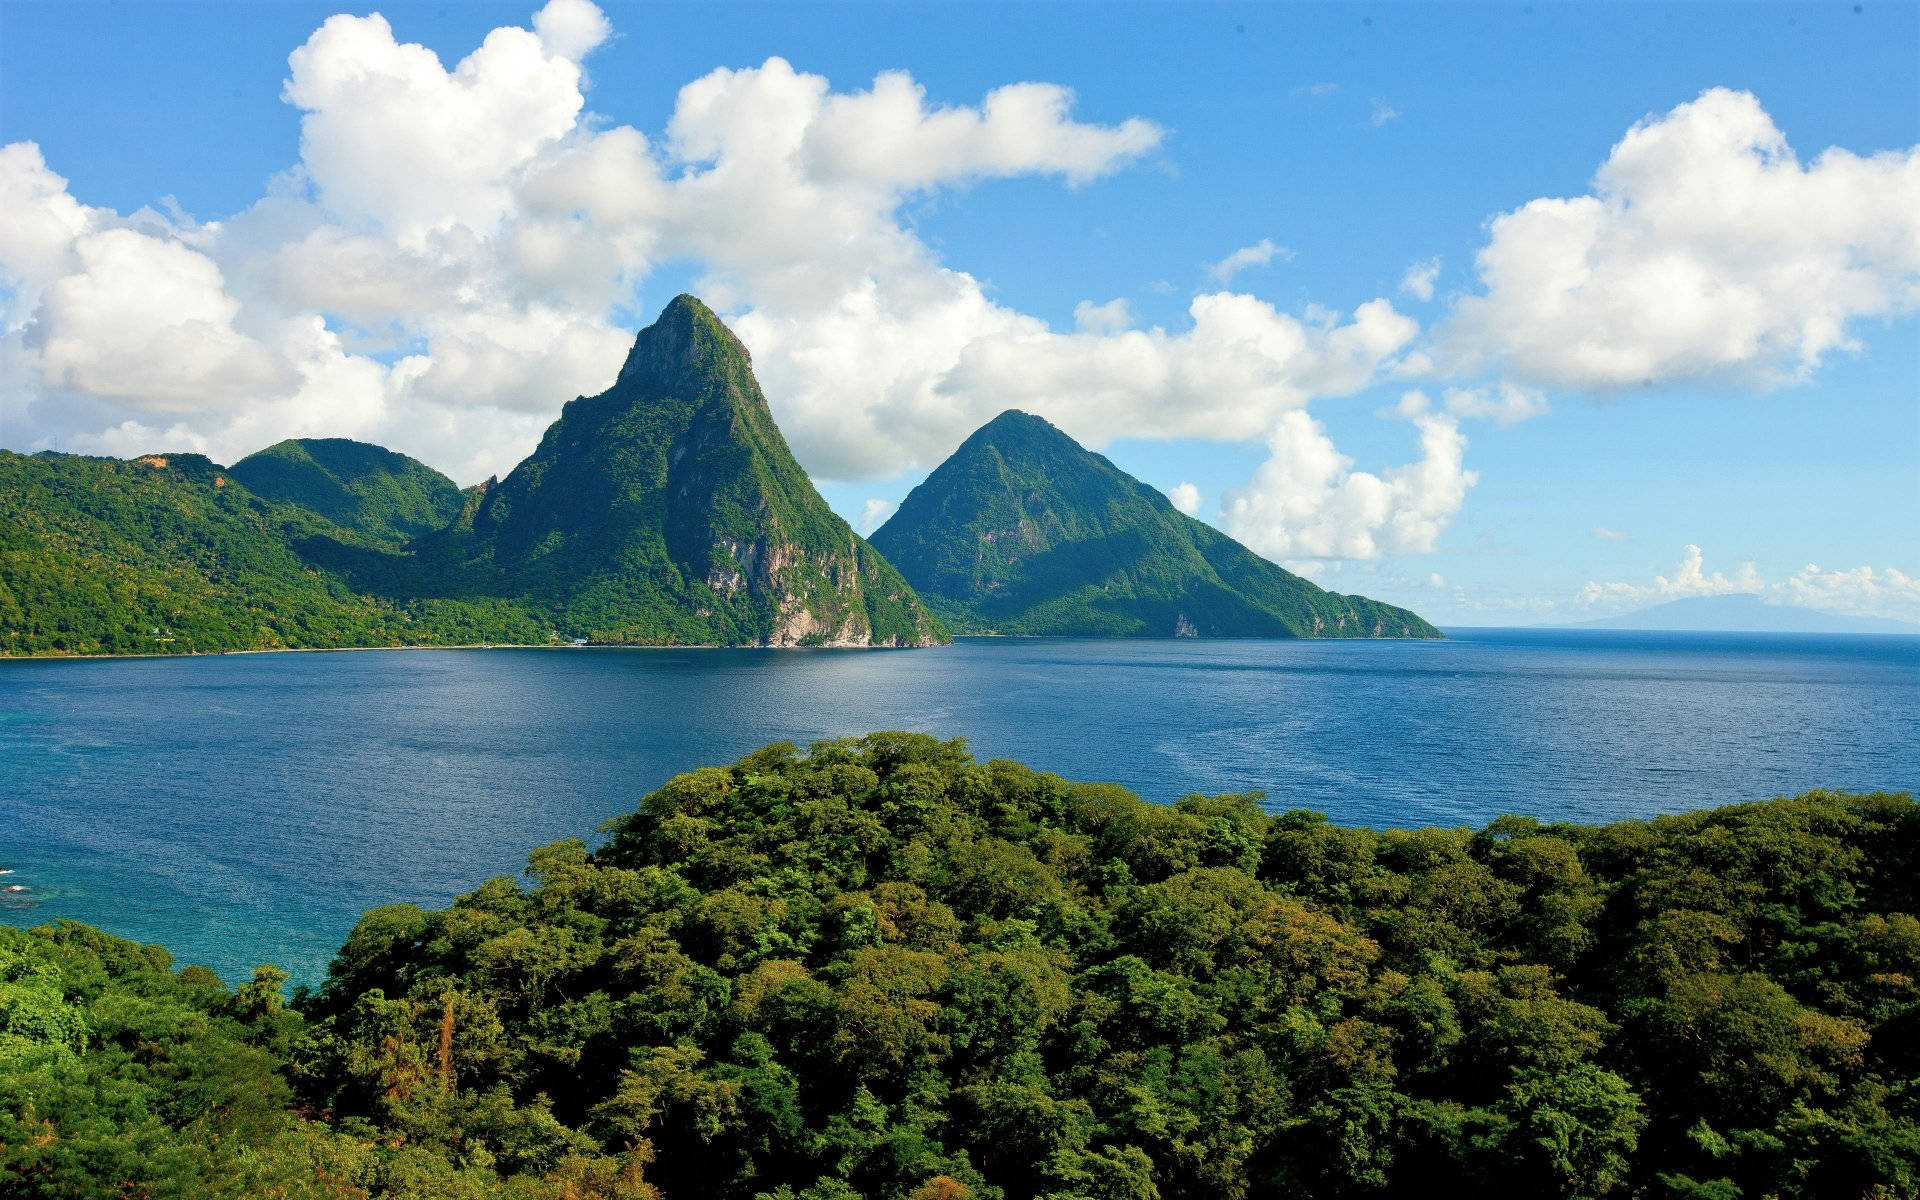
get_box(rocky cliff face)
[448,296,945,647]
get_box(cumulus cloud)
[1167,481,1202,516]
[1778,562,1920,622]
[284,10,590,242]
[1399,257,1439,302]
[532,0,612,61]
[1205,237,1292,283]
[857,498,896,535]
[1448,88,1920,390]
[1073,298,1132,334]
[33,229,292,410]
[1220,406,1476,560]
[1576,544,1920,623]
[1440,383,1547,425]
[0,0,1442,565]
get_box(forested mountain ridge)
[0,298,944,654]
[420,295,944,647]
[4,735,1913,1198]
[228,437,466,549]
[0,449,546,655]
[871,410,1440,638]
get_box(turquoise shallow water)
[1,629,1914,984]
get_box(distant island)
[3,734,1912,1199]
[0,297,1436,657]
[1568,594,1919,635]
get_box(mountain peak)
[450,299,944,647]
[971,409,1066,445]
[873,412,1440,639]
[617,294,749,385]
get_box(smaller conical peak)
[617,294,750,384]
[963,409,1074,452]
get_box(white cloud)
[34,229,292,410]
[1399,256,1439,302]
[1448,88,1920,390]
[1579,543,1766,608]
[532,0,612,61]
[1291,82,1339,99]
[1779,562,1920,622]
[1073,298,1132,334]
[1427,572,1447,589]
[1369,99,1400,128]
[0,1,1433,573]
[1167,481,1202,516]
[1441,382,1547,425]
[1578,544,1920,623]
[801,72,1164,191]
[857,498,897,535]
[1592,525,1630,543]
[1220,407,1476,560]
[283,11,589,243]
[1205,237,1292,283]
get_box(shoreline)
[0,639,947,663]
[0,629,1455,663]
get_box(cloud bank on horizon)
[1,0,1915,618]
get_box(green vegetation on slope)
[228,438,466,549]
[6,736,1915,1198]
[871,411,1439,638]
[423,296,944,647]
[0,450,546,655]
[0,298,945,655]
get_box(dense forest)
[2,735,1914,1198]
[0,449,551,656]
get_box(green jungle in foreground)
[3,735,1916,1199]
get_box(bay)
[1,628,1914,984]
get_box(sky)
[1,0,1916,626]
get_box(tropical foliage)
[4,736,1913,1198]
[0,449,548,656]
[228,438,467,550]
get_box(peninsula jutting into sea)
[0,297,1436,658]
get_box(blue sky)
[1,0,1915,624]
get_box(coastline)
[0,639,948,663]
[0,630,1450,663]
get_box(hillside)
[0,450,543,655]
[228,437,465,549]
[0,297,946,655]
[3,736,1914,1198]
[424,295,944,647]
[872,410,1440,638]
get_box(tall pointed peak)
[617,294,750,384]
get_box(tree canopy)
[3,736,1914,1198]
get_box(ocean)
[2,628,1913,983]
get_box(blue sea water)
[1,629,1914,984]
